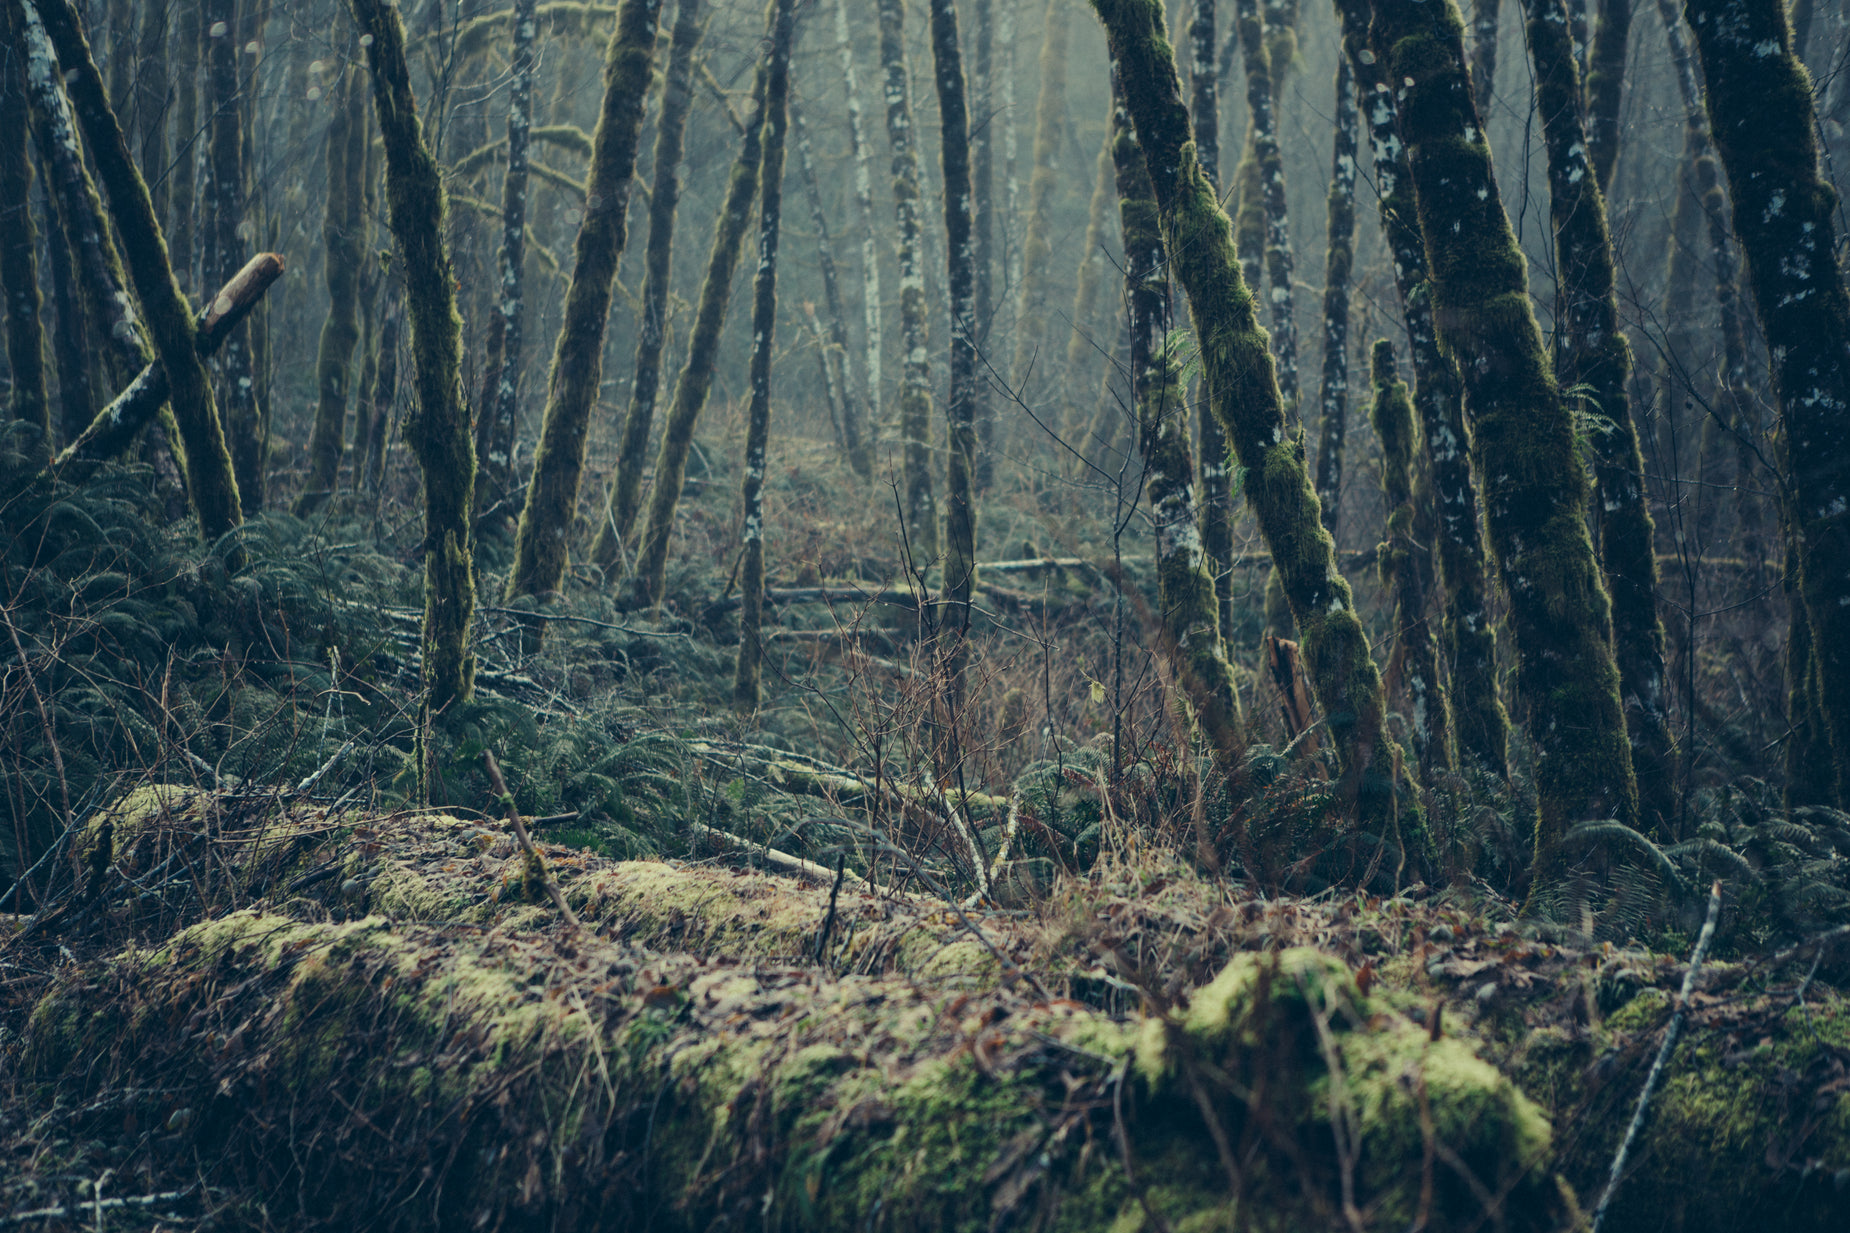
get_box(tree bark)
[1312,54,1358,542]
[1684,0,1850,807]
[347,0,477,733]
[1231,0,1297,413]
[1367,0,1636,880]
[591,0,702,571]
[1062,116,1116,449]
[1336,0,1507,781]
[505,0,664,611]
[734,0,797,712]
[835,0,883,466]
[29,0,245,545]
[1004,1,1071,422]
[1092,0,1420,874]
[877,0,937,560]
[0,0,48,459]
[788,102,871,480]
[207,0,262,514]
[1583,0,1630,192]
[1191,0,1239,655]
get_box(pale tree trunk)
[207,0,262,513]
[877,0,937,559]
[789,102,870,478]
[506,0,664,614]
[299,59,368,515]
[1232,0,1296,412]
[835,0,883,459]
[1583,0,1630,191]
[1003,1,1071,449]
[734,0,797,712]
[1470,0,1500,115]
[1191,0,1239,655]
[1367,0,1637,886]
[1336,0,1508,779]
[591,0,701,571]
[168,1,199,293]
[473,0,541,527]
[1061,116,1115,447]
[1685,0,1850,808]
[1312,53,1357,542]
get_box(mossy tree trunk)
[1313,53,1358,541]
[835,0,882,468]
[734,0,797,713]
[134,0,167,236]
[1370,341,1451,781]
[0,0,48,461]
[1583,0,1629,191]
[1527,0,1675,835]
[590,0,701,571]
[37,164,93,445]
[1231,0,1297,413]
[347,0,476,732]
[208,0,262,514]
[970,0,994,488]
[1470,0,1500,113]
[1366,0,1637,876]
[1113,72,1244,752]
[878,0,937,560]
[1003,2,1071,431]
[505,0,664,612]
[1092,0,1419,874]
[1336,0,1507,778]
[632,55,771,610]
[360,297,400,499]
[1684,0,1850,807]
[471,0,541,527]
[168,1,199,293]
[298,60,368,516]
[29,0,245,546]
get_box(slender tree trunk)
[789,102,870,479]
[0,0,48,460]
[37,170,93,444]
[1368,0,1637,880]
[1113,71,1243,750]
[591,0,701,571]
[348,0,477,737]
[735,0,797,712]
[299,64,368,515]
[207,0,262,513]
[506,0,664,612]
[1004,2,1071,422]
[1313,54,1357,541]
[1470,0,1500,114]
[1093,0,1421,873]
[1336,0,1509,780]
[970,0,994,488]
[1685,0,1850,807]
[1191,0,1239,655]
[472,0,542,526]
[1583,0,1630,192]
[168,1,199,294]
[1232,0,1297,412]
[1528,0,1675,835]
[836,0,882,461]
[1370,341,1450,781]
[632,61,771,609]
[360,296,400,498]
[29,0,245,545]
[136,0,168,233]
[877,0,937,558]
[929,0,978,683]
[1062,117,1115,447]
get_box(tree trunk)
[789,102,870,479]
[632,56,771,610]
[0,0,48,461]
[1337,0,1509,781]
[299,61,369,515]
[347,0,477,735]
[1004,1,1071,426]
[877,0,938,560]
[1583,0,1630,192]
[590,0,702,572]
[1191,0,1239,657]
[1367,0,1637,881]
[1312,54,1357,542]
[360,296,401,500]
[734,0,797,713]
[168,0,199,293]
[1370,341,1451,782]
[1231,0,1297,413]
[36,169,93,445]
[1685,0,1850,807]
[1112,70,1243,754]
[505,0,664,612]
[835,0,883,467]
[207,0,262,514]
[1470,0,1500,114]
[135,0,168,235]
[472,0,542,527]
[1092,0,1420,875]
[1061,118,1116,452]
[29,0,245,546]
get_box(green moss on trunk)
[505,0,663,612]
[299,61,368,515]
[1368,0,1636,881]
[1684,0,1850,807]
[1583,0,1630,190]
[1313,54,1358,541]
[0,0,48,461]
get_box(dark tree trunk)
[1583,0,1630,191]
[207,0,261,513]
[1312,54,1357,542]
[0,0,48,460]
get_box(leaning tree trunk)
[1528,0,1674,835]
[1003,2,1071,433]
[1335,0,1508,780]
[631,60,771,609]
[1470,0,1500,114]
[877,0,937,559]
[1370,341,1450,783]
[1367,0,1637,880]
[505,0,664,612]
[1684,0,1850,807]
[1112,71,1243,752]
[347,0,477,737]
[1092,0,1422,874]
[1583,0,1630,192]
[208,0,262,513]
[29,0,244,545]
[168,0,199,292]
[734,0,796,713]
[1312,53,1358,541]
[590,0,702,571]
[0,0,48,460]
[929,0,979,690]
[471,0,541,526]
[835,0,882,467]
[298,61,368,515]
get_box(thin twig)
[482,751,582,932]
